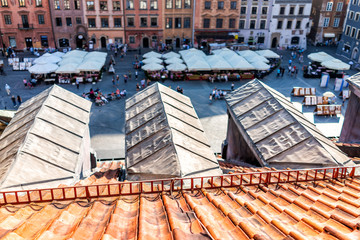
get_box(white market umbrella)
[142,63,164,71]
[256,50,280,59]
[237,50,259,58]
[230,59,255,70]
[55,64,80,74]
[142,57,163,64]
[206,55,233,70]
[323,92,335,98]
[308,52,335,62]
[77,61,104,71]
[165,57,183,64]
[58,57,83,66]
[34,55,61,64]
[251,61,270,71]
[163,51,180,59]
[166,63,187,71]
[179,48,206,58]
[63,50,88,59]
[321,59,350,70]
[143,51,161,58]
[186,60,211,71]
[245,55,270,64]
[28,63,58,74]
[85,52,107,59]
[52,52,65,57]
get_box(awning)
[324,33,335,38]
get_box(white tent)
[77,61,104,71]
[143,51,161,59]
[163,51,180,59]
[321,59,350,70]
[206,55,233,70]
[63,50,88,59]
[28,63,58,74]
[82,56,106,65]
[213,48,238,59]
[308,51,335,62]
[52,52,66,57]
[256,50,280,59]
[251,61,270,71]
[226,56,255,70]
[142,57,163,64]
[85,52,107,59]
[55,64,80,74]
[244,55,270,64]
[142,63,164,71]
[179,48,206,58]
[186,59,211,71]
[165,57,183,64]
[237,50,259,58]
[58,57,83,66]
[34,54,62,64]
[166,63,187,71]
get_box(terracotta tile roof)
[1,166,360,240]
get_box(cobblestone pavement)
[0,44,358,159]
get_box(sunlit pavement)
[0,44,358,159]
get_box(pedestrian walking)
[135,70,138,80]
[277,68,280,77]
[128,71,132,80]
[112,77,116,87]
[231,82,235,91]
[76,78,80,89]
[11,95,16,107]
[291,67,295,77]
[23,78,27,88]
[209,94,213,104]
[288,59,292,66]
[114,49,118,57]
[5,84,10,95]
[295,68,298,78]
[136,83,140,91]
[124,74,128,83]
[281,67,285,77]
[288,66,292,75]
[147,78,151,86]
[17,95,22,105]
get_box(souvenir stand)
[314,105,342,116]
[291,87,316,96]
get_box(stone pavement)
[0,44,358,159]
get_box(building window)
[349,11,354,20]
[114,17,121,27]
[279,6,285,15]
[4,15,11,24]
[205,1,211,9]
[357,29,360,40]
[140,17,147,26]
[336,2,343,11]
[76,17,81,24]
[216,18,223,28]
[218,1,224,9]
[1,0,8,7]
[151,35,157,42]
[286,20,292,29]
[129,36,135,43]
[345,25,351,35]
[87,0,94,10]
[175,17,181,28]
[115,37,123,44]
[66,17,72,26]
[166,0,172,8]
[239,19,245,29]
[184,0,190,8]
[113,1,120,10]
[151,17,157,26]
[184,17,190,28]
[54,0,60,9]
[38,14,44,24]
[333,17,340,27]
[127,17,134,26]
[258,36,265,44]
[88,18,96,27]
[35,0,42,7]
[229,18,235,28]
[323,17,329,27]
[251,7,257,14]
[326,2,333,11]
[100,1,107,10]
[140,0,147,9]
[175,0,181,8]
[295,20,301,29]
[55,17,62,26]
[355,13,360,21]
[64,0,70,9]
[351,27,356,38]
[41,36,48,47]
[150,0,157,9]
[277,20,283,29]
[74,0,80,9]
[126,0,133,9]
[8,37,16,47]
[262,7,267,14]
[203,18,210,28]
[298,6,304,15]
[166,17,172,28]
[230,1,236,9]
[241,6,246,14]
[289,6,294,14]
[250,20,255,29]
[59,38,69,47]
[260,19,266,29]
[19,0,25,7]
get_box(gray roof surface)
[347,72,360,91]
[125,83,221,179]
[225,79,351,168]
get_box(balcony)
[18,24,34,30]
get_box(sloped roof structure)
[0,85,92,190]
[125,83,221,180]
[225,79,352,169]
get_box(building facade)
[194,0,241,48]
[83,0,124,49]
[0,0,55,50]
[49,0,87,49]
[123,0,163,49]
[269,0,312,49]
[163,0,192,49]
[309,0,349,45]
[336,0,360,62]
[238,0,274,48]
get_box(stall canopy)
[256,50,280,59]
[237,50,259,58]
[243,55,270,64]
[212,48,239,59]
[225,79,352,169]
[143,51,161,59]
[249,61,270,71]
[166,63,187,71]
[142,57,163,64]
[77,61,104,71]
[125,83,222,180]
[206,55,233,70]
[226,56,255,70]
[308,51,335,62]
[321,59,350,70]
[34,53,62,64]
[186,58,211,71]
[163,51,180,59]
[141,63,164,71]
[165,57,183,64]
[179,48,206,59]
[52,52,65,58]
[0,85,92,190]
[58,57,83,66]
[85,52,108,60]
[28,63,59,74]
[55,64,80,74]
[63,50,88,59]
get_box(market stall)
[162,51,180,59]
[291,87,316,96]
[165,57,183,64]
[143,57,163,64]
[303,96,331,106]
[28,62,59,84]
[143,51,162,59]
[314,105,341,116]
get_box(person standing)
[128,71,132,80]
[281,67,285,77]
[23,78,28,88]
[231,82,235,91]
[112,77,116,87]
[76,78,80,89]
[11,95,16,107]
[17,95,22,105]
[135,70,138,80]
[5,84,10,95]
[116,75,120,85]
